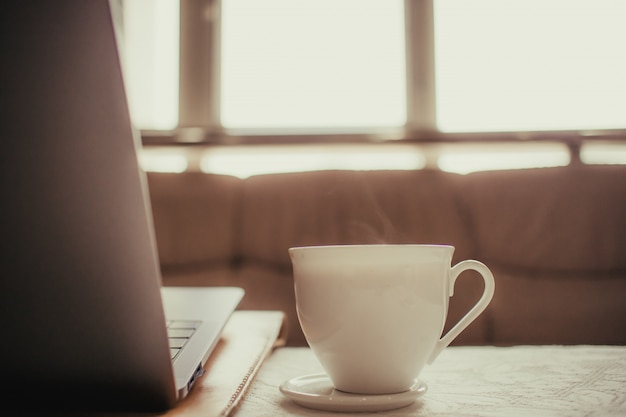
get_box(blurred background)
[108,0,626,346]
[116,0,626,177]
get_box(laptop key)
[170,348,181,360]
[167,320,201,329]
[167,328,195,338]
[169,338,188,349]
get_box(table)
[237,345,626,416]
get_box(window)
[121,0,179,130]
[434,0,626,133]
[121,0,626,136]
[221,0,406,131]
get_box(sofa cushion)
[240,169,475,267]
[488,267,626,345]
[147,172,242,269]
[460,165,626,272]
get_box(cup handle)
[427,260,495,364]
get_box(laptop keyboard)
[167,320,201,361]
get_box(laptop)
[0,0,243,411]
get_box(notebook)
[0,0,243,411]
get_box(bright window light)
[121,0,179,130]
[138,149,188,173]
[220,0,406,131]
[200,145,424,178]
[437,143,570,174]
[581,142,626,165]
[434,0,626,132]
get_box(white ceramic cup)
[289,244,495,395]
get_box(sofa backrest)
[459,165,626,345]
[146,164,626,345]
[460,165,626,272]
[239,169,475,267]
[147,172,242,271]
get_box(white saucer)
[279,373,427,412]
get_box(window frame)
[139,0,626,148]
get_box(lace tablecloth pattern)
[237,345,626,416]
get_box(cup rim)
[288,244,454,253]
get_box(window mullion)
[178,0,221,138]
[405,0,437,136]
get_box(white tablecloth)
[237,345,626,416]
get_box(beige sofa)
[147,164,626,347]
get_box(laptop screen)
[0,0,180,410]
